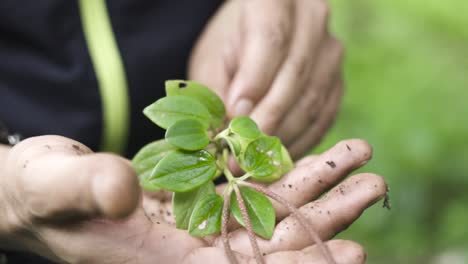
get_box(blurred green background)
[314,0,468,263]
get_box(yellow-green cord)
[78,0,130,154]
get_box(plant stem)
[224,167,236,182]
[222,191,238,264]
[239,181,337,264]
[233,185,264,264]
[237,172,253,182]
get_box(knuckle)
[289,56,309,79]
[262,26,289,49]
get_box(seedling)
[132,80,336,264]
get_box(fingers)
[268,139,373,219]
[265,240,366,264]
[289,78,344,158]
[223,173,387,256]
[227,0,294,117]
[187,240,365,264]
[250,0,330,134]
[277,37,344,146]
[7,135,140,221]
[188,0,242,101]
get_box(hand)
[0,136,385,263]
[189,0,343,159]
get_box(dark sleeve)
[0,0,222,263]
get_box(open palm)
[1,136,385,263]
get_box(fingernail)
[233,98,254,116]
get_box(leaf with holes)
[132,139,177,191]
[173,181,215,229]
[230,186,275,239]
[165,80,226,128]
[188,194,223,236]
[242,136,283,182]
[143,95,211,129]
[165,119,210,151]
[150,150,217,192]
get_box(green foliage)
[321,1,468,262]
[230,116,262,139]
[143,96,211,129]
[150,150,217,192]
[230,186,276,239]
[132,139,176,191]
[173,181,216,229]
[165,80,226,128]
[188,194,224,236]
[243,136,284,181]
[165,119,210,151]
[132,80,293,239]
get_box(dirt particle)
[339,186,345,195]
[346,144,351,151]
[156,221,160,224]
[45,145,51,149]
[166,211,171,216]
[179,82,187,88]
[319,210,322,214]
[159,209,164,214]
[318,179,323,184]
[374,184,378,188]
[282,184,286,188]
[162,235,166,239]
[288,184,292,188]
[23,160,29,168]
[326,161,336,168]
[151,213,155,216]
[310,206,314,209]
[383,187,391,210]
[72,144,80,151]
[327,210,331,215]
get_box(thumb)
[7,135,140,222]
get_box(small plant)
[132,80,336,264]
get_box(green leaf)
[280,145,294,176]
[132,139,177,191]
[165,119,210,151]
[188,194,223,236]
[230,186,275,239]
[223,135,242,156]
[165,80,226,128]
[242,136,283,181]
[229,116,262,139]
[151,150,217,192]
[173,181,215,229]
[143,95,211,129]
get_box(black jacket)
[0,0,222,262]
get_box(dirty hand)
[0,136,385,263]
[190,0,344,159]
